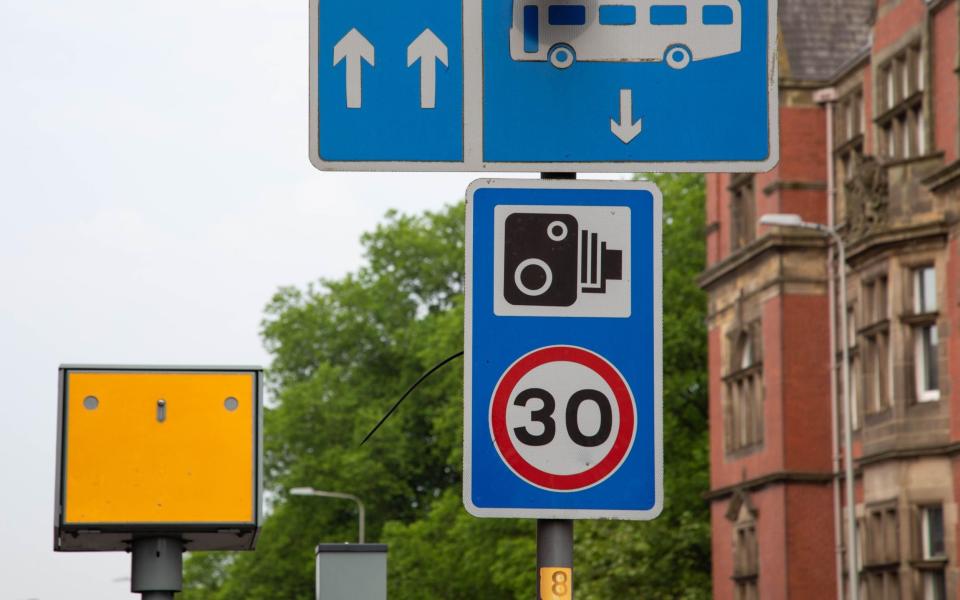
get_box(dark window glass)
[599,5,636,25]
[703,5,734,25]
[650,5,686,25]
[548,5,586,25]
[925,572,946,600]
[523,6,539,53]
[926,506,945,558]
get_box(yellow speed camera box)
[54,366,263,552]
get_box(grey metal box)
[316,544,387,600]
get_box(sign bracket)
[131,537,183,600]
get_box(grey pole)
[290,487,366,543]
[827,227,858,600]
[131,537,183,600]
[807,223,857,599]
[537,520,574,598]
[761,215,859,599]
[536,172,576,599]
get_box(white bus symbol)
[509,0,742,70]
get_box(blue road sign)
[464,179,663,519]
[310,0,778,172]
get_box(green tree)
[182,174,709,599]
[575,174,710,600]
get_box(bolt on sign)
[54,366,263,552]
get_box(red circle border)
[489,345,636,491]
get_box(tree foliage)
[182,174,709,599]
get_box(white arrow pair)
[611,89,643,144]
[333,28,448,110]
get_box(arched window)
[724,322,763,453]
[727,491,759,600]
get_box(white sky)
[0,2,627,598]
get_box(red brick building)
[700,1,960,598]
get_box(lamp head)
[290,487,315,496]
[759,213,806,228]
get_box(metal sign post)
[131,538,183,600]
[537,520,574,600]
[535,173,575,600]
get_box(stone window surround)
[860,500,901,598]
[842,242,951,440]
[854,494,954,599]
[873,31,930,162]
[859,267,893,418]
[727,491,759,600]
[723,319,764,456]
[913,502,948,600]
[834,84,867,191]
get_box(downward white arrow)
[333,28,375,109]
[407,29,448,109]
[610,89,643,144]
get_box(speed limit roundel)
[489,345,636,492]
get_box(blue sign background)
[482,1,771,163]
[468,185,660,514]
[317,0,463,161]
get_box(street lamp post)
[759,213,857,600]
[290,487,366,544]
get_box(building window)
[863,504,900,597]
[733,524,759,600]
[921,506,945,559]
[837,304,861,430]
[912,266,939,402]
[916,505,947,600]
[835,88,866,188]
[861,276,890,414]
[729,175,755,252]
[724,323,763,453]
[837,88,865,143]
[841,351,861,431]
[877,41,926,160]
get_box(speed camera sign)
[465,179,662,520]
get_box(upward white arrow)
[407,29,448,109]
[610,89,643,144]
[333,28,375,109]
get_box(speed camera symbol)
[503,212,623,308]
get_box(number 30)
[513,388,613,447]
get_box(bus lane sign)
[310,0,779,172]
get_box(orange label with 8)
[539,567,572,600]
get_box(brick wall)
[780,294,833,472]
[933,1,959,163]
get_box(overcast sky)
[0,2,627,598]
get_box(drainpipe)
[814,85,842,600]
